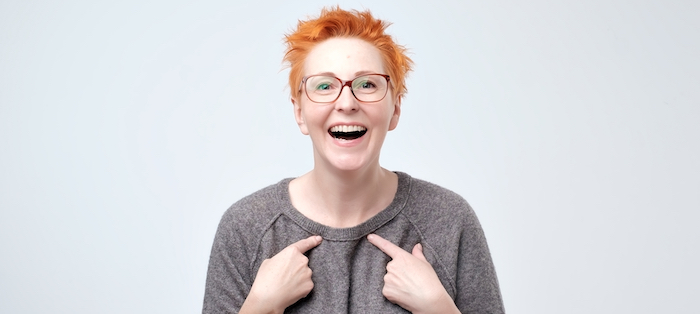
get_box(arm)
[239,236,322,314]
[203,214,322,314]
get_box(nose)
[334,85,359,112]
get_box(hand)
[367,234,459,314]
[241,235,322,314]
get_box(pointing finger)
[290,235,323,253]
[367,234,407,259]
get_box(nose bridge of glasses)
[337,78,357,99]
[340,79,354,90]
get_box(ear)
[292,97,309,135]
[388,96,401,131]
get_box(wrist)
[239,290,284,314]
[433,292,460,314]
[413,291,459,314]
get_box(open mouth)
[328,125,367,141]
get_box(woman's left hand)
[367,234,460,314]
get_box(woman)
[203,7,504,314]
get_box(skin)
[241,37,458,313]
[289,37,400,228]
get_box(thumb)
[412,243,428,262]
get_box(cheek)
[300,107,328,134]
[378,105,397,127]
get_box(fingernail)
[367,234,374,240]
[315,235,322,242]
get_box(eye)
[315,82,332,90]
[353,76,378,91]
[307,76,338,94]
[359,81,376,89]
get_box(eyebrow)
[308,71,378,78]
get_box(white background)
[1,0,698,313]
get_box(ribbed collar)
[275,171,412,241]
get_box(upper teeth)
[330,125,366,133]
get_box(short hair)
[283,7,413,102]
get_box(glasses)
[299,74,391,103]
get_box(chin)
[329,158,368,172]
[321,152,376,172]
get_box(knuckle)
[301,280,314,295]
[384,272,395,283]
[382,287,395,302]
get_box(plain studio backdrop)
[1,0,698,313]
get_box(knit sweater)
[203,172,504,313]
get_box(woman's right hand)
[240,235,323,314]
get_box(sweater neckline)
[275,171,412,241]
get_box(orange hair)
[283,7,413,102]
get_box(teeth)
[330,125,367,133]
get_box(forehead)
[304,37,385,78]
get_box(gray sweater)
[203,172,504,313]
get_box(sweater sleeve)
[454,202,505,313]
[405,178,505,313]
[203,202,266,314]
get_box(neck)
[291,164,398,228]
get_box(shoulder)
[216,178,292,236]
[401,173,475,217]
[395,172,484,235]
[406,175,469,205]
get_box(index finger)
[367,234,408,259]
[289,235,323,254]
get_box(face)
[292,37,401,173]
